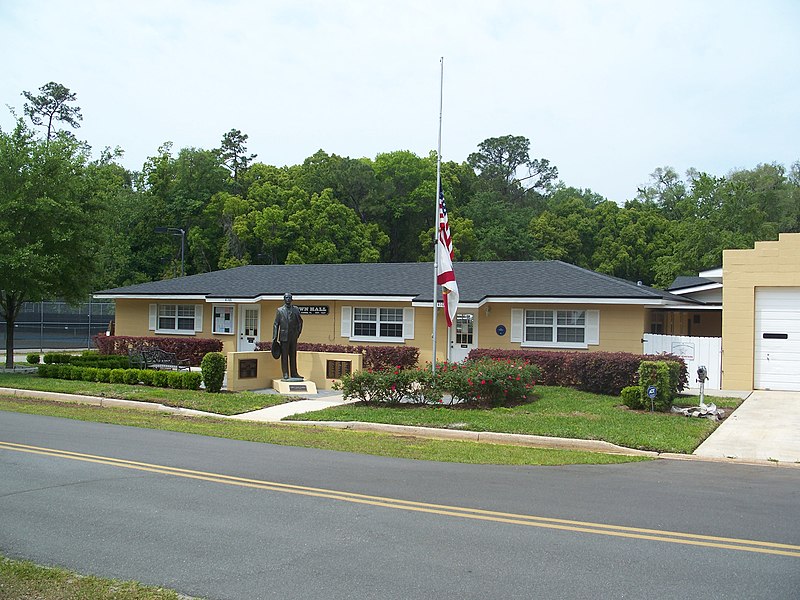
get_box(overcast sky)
[2,0,798,202]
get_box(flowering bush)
[334,365,431,404]
[334,358,540,408]
[438,358,540,406]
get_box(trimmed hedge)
[467,349,688,396]
[93,335,223,367]
[43,351,129,369]
[37,363,201,390]
[255,341,419,372]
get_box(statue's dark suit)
[273,302,303,379]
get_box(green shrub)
[95,368,111,383]
[139,369,155,386]
[43,353,72,364]
[201,352,226,393]
[166,371,184,389]
[335,358,540,407]
[182,372,202,390]
[109,369,126,384]
[69,354,130,369]
[82,367,99,382]
[335,368,419,404]
[36,364,53,377]
[637,361,674,411]
[152,370,169,388]
[123,369,141,385]
[26,353,41,364]
[620,385,644,410]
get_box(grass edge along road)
[0,554,193,600]
[0,372,742,455]
[0,396,646,466]
[288,386,744,454]
[0,371,287,415]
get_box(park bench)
[128,347,191,371]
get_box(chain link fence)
[0,299,115,351]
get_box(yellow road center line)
[2,441,798,557]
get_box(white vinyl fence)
[643,334,722,390]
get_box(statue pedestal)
[272,379,318,395]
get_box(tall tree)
[218,128,257,194]
[468,135,557,204]
[139,143,229,278]
[371,150,436,262]
[22,82,83,142]
[0,121,102,367]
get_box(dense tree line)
[3,82,800,361]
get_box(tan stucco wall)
[722,233,800,390]
[473,303,647,354]
[113,298,651,369]
[113,298,238,355]
[226,350,364,391]
[113,299,152,337]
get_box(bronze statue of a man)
[273,292,303,380]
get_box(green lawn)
[0,396,646,466]
[0,371,286,415]
[0,554,189,599]
[287,386,743,454]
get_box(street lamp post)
[154,227,186,277]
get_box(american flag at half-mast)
[436,189,459,327]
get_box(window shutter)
[194,304,204,332]
[149,304,157,330]
[586,310,599,345]
[510,309,523,343]
[341,306,352,338]
[403,307,414,339]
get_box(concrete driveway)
[694,390,800,465]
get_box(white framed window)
[213,305,235,334]
[149,303,203,334]
[512,308,598,349]
[556,310,585,343]
[341,306,414,342]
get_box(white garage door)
[754,287,800,391]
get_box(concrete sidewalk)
[693,390,800,464]
[229,393,355,422]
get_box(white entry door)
[238,306,261,352]
[450,311,477,362]
[754,288,800,391]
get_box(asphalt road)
[1,411,798,599]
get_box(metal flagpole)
[432,57,444,374]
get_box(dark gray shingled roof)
[96,260,693,304]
